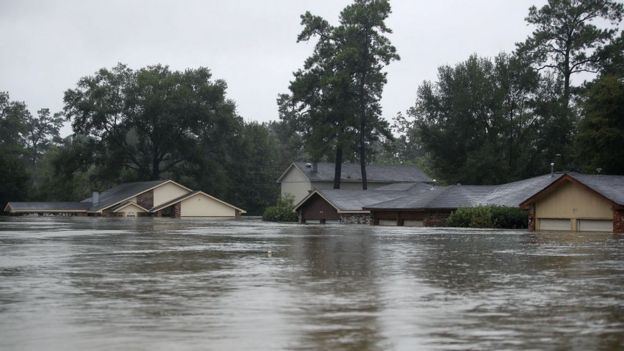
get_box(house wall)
[371,210,452,226]
[116,203,147,217]
[281,167,313,205]
[298,193,340,223]
[534,181,613,231]
[153,182,190,207]
[180,194,237,217]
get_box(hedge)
[447,206,528,229]
[262,195,298,222]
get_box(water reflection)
[0,218,623,350]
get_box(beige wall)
[280,164,399,205]
[153,182,190,207]
[281,166,313,205]
[116,203,146,217]
[535,180,613,231]
[180,193,237,217]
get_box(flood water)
[1,217,623,350]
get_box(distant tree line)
[1,0,623,214]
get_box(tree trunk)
[333,144,343,189]
[151,156,160,180]
[360,109,368,190]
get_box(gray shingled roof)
[5,202,91,212]
[297,182,438,212]
[292,162,432,183]
[565,173,624,205]
[309,190,411,212]
[365,174,564,210]
[481,174,564,207]
[82,180,168,211]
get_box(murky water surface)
[1,217,623,350]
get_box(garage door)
[403,220,424,227]
[577,219,612,232]
[379,219,398,226]
[539,219,572,231]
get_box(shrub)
[490,206,528,229]
[262,195,298,222]
[447,206,528,229]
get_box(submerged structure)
[277,161,432,205]
[293,172,624,233]
[4,179,245,218]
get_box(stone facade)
[527,205,536,232]
[614,209,624,234]
[339,213,372,225]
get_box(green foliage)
[575,75,624,174]
[64,63,239,181]
[411,54,566,184]
[517,0,623,109]
[0,92,29,209]
[447,206,528,229]
[262,195,298,222]
[281,0,398,189]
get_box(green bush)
[447,206,527,229]
[262,195,298,222]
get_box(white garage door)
[403,220,424,227]
[539,219,572,231]
[577,219,612,232]
[379,219,398,226]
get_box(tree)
[24,108,63,167]
[0,92,29,208]
[281,0,398,190]
[575,75,624,174]
[338,0,399,189]
[63,63,239,181]
[517,0,623,111]
[281,12,358,189]
[411,54,559,184]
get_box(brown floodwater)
[0,217,623,350]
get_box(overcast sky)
[1,0,547,135]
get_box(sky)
[0,0,547,135]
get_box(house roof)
[4,202,91,212]
[4,179,246,215]
[520,173,624,208]
[566,173,624,205]
[150,191,247,214]
[82,179,172,212]
[294,183,437,213]
[365,174,564,210]
[277,162,432,184]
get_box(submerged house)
[294,172,624,233]
[4,179,245,218]
[278,161,432,205]
[520,173,624,233]
[364,174,560,226]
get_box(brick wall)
[174,202,181,218]
[136,190,154,210]
[614,209,624,234]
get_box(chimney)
[312,161,318,173]
[550,162,555,177]
[92,191,100,205]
